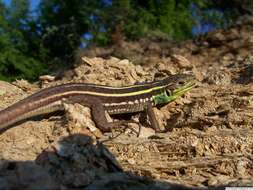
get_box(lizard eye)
[178,81,185,85]
[166,89,172,96]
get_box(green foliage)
[0,0,47,81]
[0,48,46,81]
[0,0,241,81]
[93,0,199,42]
[193,2,237,30]
[38,0,200,46]
[38,0,101,59]
[91,0,239,43]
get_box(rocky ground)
[0,15,253,190]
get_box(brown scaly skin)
[0,74,195,133]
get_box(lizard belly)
[105,103,149,115]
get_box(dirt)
[0,16,253,190]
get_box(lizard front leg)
[146,103,163,132]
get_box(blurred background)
[0,0,252,81]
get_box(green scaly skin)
[153,80,195,105]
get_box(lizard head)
[153,74,196,105]
[166,74,196,97]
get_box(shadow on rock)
[0,134,225,190]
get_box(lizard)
[0,74,195,134]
